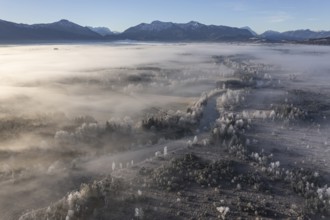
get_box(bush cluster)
[54,117,134,145]
[149,154,235,191]
[19,176,124,220]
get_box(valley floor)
[18,45,330,220]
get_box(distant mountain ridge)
[116,20,253,41]
[0,19,254,42]
[1,18,330,43]
[0,19,101,41]
[260,29,330,41]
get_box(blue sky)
[0,0,329,33]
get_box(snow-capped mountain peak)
[137,20,174,31]
[179,21,204,30]
[53,19,77,27]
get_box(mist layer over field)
[1,43,330,219]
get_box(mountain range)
[0,19,253,42]
[109,20,253,41]
[260,29,330,41]
[0,19,330,43]
[0,19,102,41]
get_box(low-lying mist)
[1,42,330,219]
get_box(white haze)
[1,42,330,219]
[0,43,235,120]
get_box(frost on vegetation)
[65,209,74,220]
[216,206,230,219]
[112,162,116,171]
[266,162,329,215]
[250,152,272,167]
[54,116,134,145]
[211,113,250,144]
[163,146,168,156]
[186,136,199,148]
[142,109,196,134]
[134,207,144,219]
[202,138,209,147]
[317,186,330,201]
[242,110,272,120]
[241,105,306,121]
[248,145,330,215]
[264,161,282,179]
[209,112,252,160]
[317,186,330,198]
[214,55,276,89]
[272,104,307,120]
[155,151,162,157]
[150,154,234,191]
[214,55,272,75]
[75,123,102,140]
[192,136,198,145]
[66,178,123,217]
[252,110,268,120]
[54,123,102,144]
[105,116,134,134]
[217,89,244,110]
[19,176,125,220]
[303,183,330,215]
[142,90,221,135]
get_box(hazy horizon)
[2,17,330,35]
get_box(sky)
[0,0,329,34]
